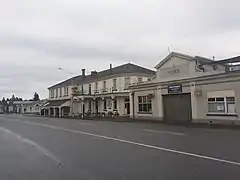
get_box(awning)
[44,100,69,107]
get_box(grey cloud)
[0,0,239,99]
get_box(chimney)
[82,69,86,77]
[91,71,97,76]
[110,64,112,70]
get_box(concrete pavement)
[0,114,240,180]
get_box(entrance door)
[163,93,192,124]
[125,98,130,115]
[95,100,98,114]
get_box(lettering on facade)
[168,68,180,74]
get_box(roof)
[154,51,214,69]
[49,63,155,89]
[44,100,69,107]
[198,56,240,65]
[13,101,40,105]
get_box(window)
[30,107,32,111]
[55,89,58,98]
[148,78,151,81]
[89,100,92,110]
[114,99,117,110]
[89,84,92,95]
[125,77,130,89]
[59,88,62,97]
[138,77,143,83]
[95,82,98,90]
[208,97,235,114]
[50,90,54,98]
[64,87,69,96]
[103,81,106,89]
[138,96,152,113]
[104,99,107,110]
[113,79,117,90]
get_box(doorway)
[125,97,130,115]
[163,93,192,124]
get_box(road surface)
[0,114,240,180]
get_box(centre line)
[143,129,185,136]
[3,118,240,167]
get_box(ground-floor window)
[104,99,107,110]
[114,99,117,110]
[138,96,152,113]
[89,100,92,110]
[208,96,235,114]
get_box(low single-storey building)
[14,100,46,115]
[129,52,240,125]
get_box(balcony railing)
[94,89,99,95]
[101,88,108,94]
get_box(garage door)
[163,93,192,124]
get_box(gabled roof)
[154,51,214,69]
[154,52,194,69]
[49,63,155,89]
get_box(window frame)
[103,81,106,89]
[125,77,130,89]
[114,99,117,110]
[138,96,152,113]
[138,77,143,83]
[207,96,236,114]
[59,88,62,97]
[113,79,117,90]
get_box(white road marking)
[0,127,62,165]
[143,129,185,136]
[3,119,240,167]
[78,122,94,126]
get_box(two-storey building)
[44,63,155,117]
[130,52,240,125]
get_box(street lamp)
[58,67,75,117]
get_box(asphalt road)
[0,114,240,180]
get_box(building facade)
[14,100,46,115]
[44,63,155,117]
[130,52,240,125]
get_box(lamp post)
[58,68,75,117]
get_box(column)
[155,86,163,119]
[129,92,133,118]
[59,107,61,118]
[53,108,56,117]
[190,82,198,121]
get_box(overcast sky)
[0,0,239,99]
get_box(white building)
[14,101,45,115]
[44,63,155,118]
[129,52,240,125]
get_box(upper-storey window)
[64,87,69,96]
[95,82,98,90]
[113,79,117,90]
[59,88,62,97]
[138,77,143,83]
[50,90,54,98]
[103,81,106,89]
[55,89,58,98]
[125,77,130,89]
[89,84,92,95]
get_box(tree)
[33,92,40,101]
[19,98,23,101]
[6,98,10,101]
[2,97,6,102]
